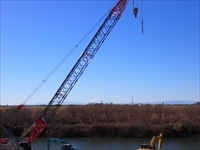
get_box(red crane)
[19,0,129,148]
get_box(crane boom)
[21,0,129,143]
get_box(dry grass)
[1,104,200,138]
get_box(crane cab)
[61,144,78,150]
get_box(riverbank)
[0,104,200,138]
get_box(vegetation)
[0,104,200,138]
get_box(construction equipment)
[0,124,23,150]
[12,0,130,149]
[132,0,144,34]
[137,133,163,150]
[0,124,15,143]
[1,0,145,148]
[46,137,78,150]
[132,0,139,18]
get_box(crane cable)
[17,7,112,110]
[141,0,144,34]
[133,0,138,8]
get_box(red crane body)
[20,0,129,144]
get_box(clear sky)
[1,0,199,105]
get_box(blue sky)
[1,0,199,105]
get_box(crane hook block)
[133,7,138,18]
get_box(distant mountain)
[33,100,198,106]
[164,100,197,105]
[134,100,198,105]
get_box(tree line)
[0,104,200,138]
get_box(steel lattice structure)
[21,0,129,144]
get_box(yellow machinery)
[137,133,163,150]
